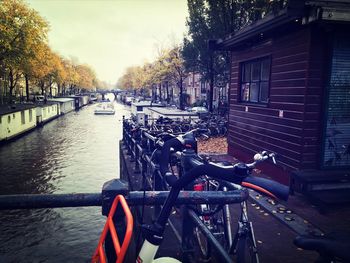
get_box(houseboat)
[148,107,198,121]
[48,98,75,115]
[0,104,37,143]
[36,102,60,125]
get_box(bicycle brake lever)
[270,153,277,164]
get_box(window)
[240,57,271,104]
[8,115,11,123]
[137,106,142,112]
[21,111,25,125]
[322,33,350,168]
[201,82,206,94]
[13,113,15,119]
[29,109,33,122]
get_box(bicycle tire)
[192,206,232,261]
[214,208,232,251]
[194,225,211,262]
[236,235,258,263]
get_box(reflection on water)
[0,99,130,262]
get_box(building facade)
[215,0,350,183]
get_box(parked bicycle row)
[126,114,228,139]
[119,117,350,263]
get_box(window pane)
[261,59,271,81]
[243,64,251,82]
[241,83,250,101]
[251,62,260,81]
[260,82,269,102]
[250,82,259,102]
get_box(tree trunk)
[152,85,156,101]
[159,83,162,102]
[57,83,61,96]
[208,53,214,112]
[179,77,184,110]
[25,74,29,101]
[49,83,52,97]
[41,81,45,95]
[166,81,169,104]
[9,70,14,100]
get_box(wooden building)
[214,0,350,192]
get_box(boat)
[94,103,115,115]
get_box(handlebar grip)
[165,172,177,187]
[242,176,289,201]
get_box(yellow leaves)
[76,64,96,90]
[117,43,187,91]
[0,0,99,94]
[0,0,49,61]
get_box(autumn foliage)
[0,0,98,103]
[117,44,187,108]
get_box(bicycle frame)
[231,199,259,263]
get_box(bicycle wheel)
[192,207,232,261]
[236,235,258,263]
[194,224,211,262]
[212,207,232,250]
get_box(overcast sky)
[26,0,188,86]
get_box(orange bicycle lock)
[92,195,134,263]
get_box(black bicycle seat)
[294,233,350,262]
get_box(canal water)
[0,97,130,262]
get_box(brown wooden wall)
[228,26,327,173]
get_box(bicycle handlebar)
[158,135,288,201]
[242,176,288,201]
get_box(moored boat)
[94,103,115,115]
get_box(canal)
[0,97,130,262]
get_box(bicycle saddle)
[294,232,350,262]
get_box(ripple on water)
[0,101,129,262]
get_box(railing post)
[181,205,195,263]
[153,168,163,220]
[101,179,131,262]
[134,144,140,173]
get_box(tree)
[182,0,288,111]
[30,43,55,96]
[76,64,96,92]
[163,45,187,109]
[52,56,67,96]
[0,0,49,101]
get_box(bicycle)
[157,131,288,262]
